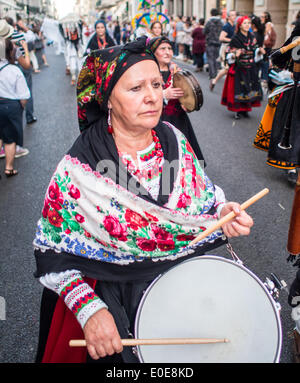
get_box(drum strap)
[226,243,243,264]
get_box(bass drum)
[172,70,203,112]
[134,256,282,363]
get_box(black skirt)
[267,85,300,168]
[0,99,24,146]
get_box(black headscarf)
[77,36,159,132]
[148,36,172,53]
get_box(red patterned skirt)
[221,64,262,112]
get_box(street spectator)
[121,22,128,44]
[149,21,163,38]
[183,18,193,61]
[192,18,206,72]
[15,18,38,124]
[210,10,236,90]
[15,19,40,74]
[113,20,121,45]
[251,16,267,84]
[33,24,49,68]
[0,26,30,178]
[2,17,31,158]
[126,22,132,42]
[260,12,276,82]
[106,22,114,40]
[5,17,31,71]
[166,16,176,52]
[204,8,223,87]
[221,16,263,119]
[175,16,185,59]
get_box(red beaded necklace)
[97,36,107,49]
[118,129,164,181]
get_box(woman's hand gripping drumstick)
[190,188,269,246]
[70,337,229,347]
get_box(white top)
[0,60,30,100]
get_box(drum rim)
[182,70,203,110]
[134,255,282,363]
[173,70,203,111]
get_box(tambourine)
[173,70,203,112]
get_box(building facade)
[0,0,57,19]
[0,0,21,19]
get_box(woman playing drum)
[33,37,253,363]
[149,36,205,163]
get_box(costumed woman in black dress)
[256,20,300,184]
[221,16,263,120]
[85,19,115,55]
[149,36,205,163]
[268,20,300,361]
[33,37,253,363]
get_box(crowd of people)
[0,16,50,178]
[0,8,300,364]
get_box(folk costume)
[253,69,300,171]
[268,21,300,360]
[34,37,227,363]
[254,22,300,174]
[59,19,83,85]
[84,20,115,56]
[221,16,263,115]
[149,36,205,164]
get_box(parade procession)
[1,0,300,369]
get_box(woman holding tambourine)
[149,36,205,164]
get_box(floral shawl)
[34,120,226,280]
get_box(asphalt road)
[0,47,297,363]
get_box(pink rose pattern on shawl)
[34,131,224,263]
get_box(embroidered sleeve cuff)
[39,270,108,329]
[59,276,108,329]
[216,203,225,219]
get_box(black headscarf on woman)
[77,36,159,131]
[75,36,179,207]
[84,20,115,55]
[148,36,172,53]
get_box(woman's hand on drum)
[83,308,123,359]
[220,202,254,238]
[163,87,184,100]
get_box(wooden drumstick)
[270,37,300,59]
[189,188,269,246]
[69,338,229,347]
[279,36,300,54]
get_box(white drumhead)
[135,256,282,363]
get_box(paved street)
[0,46,297,363]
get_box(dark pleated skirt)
[267,86,300,169]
